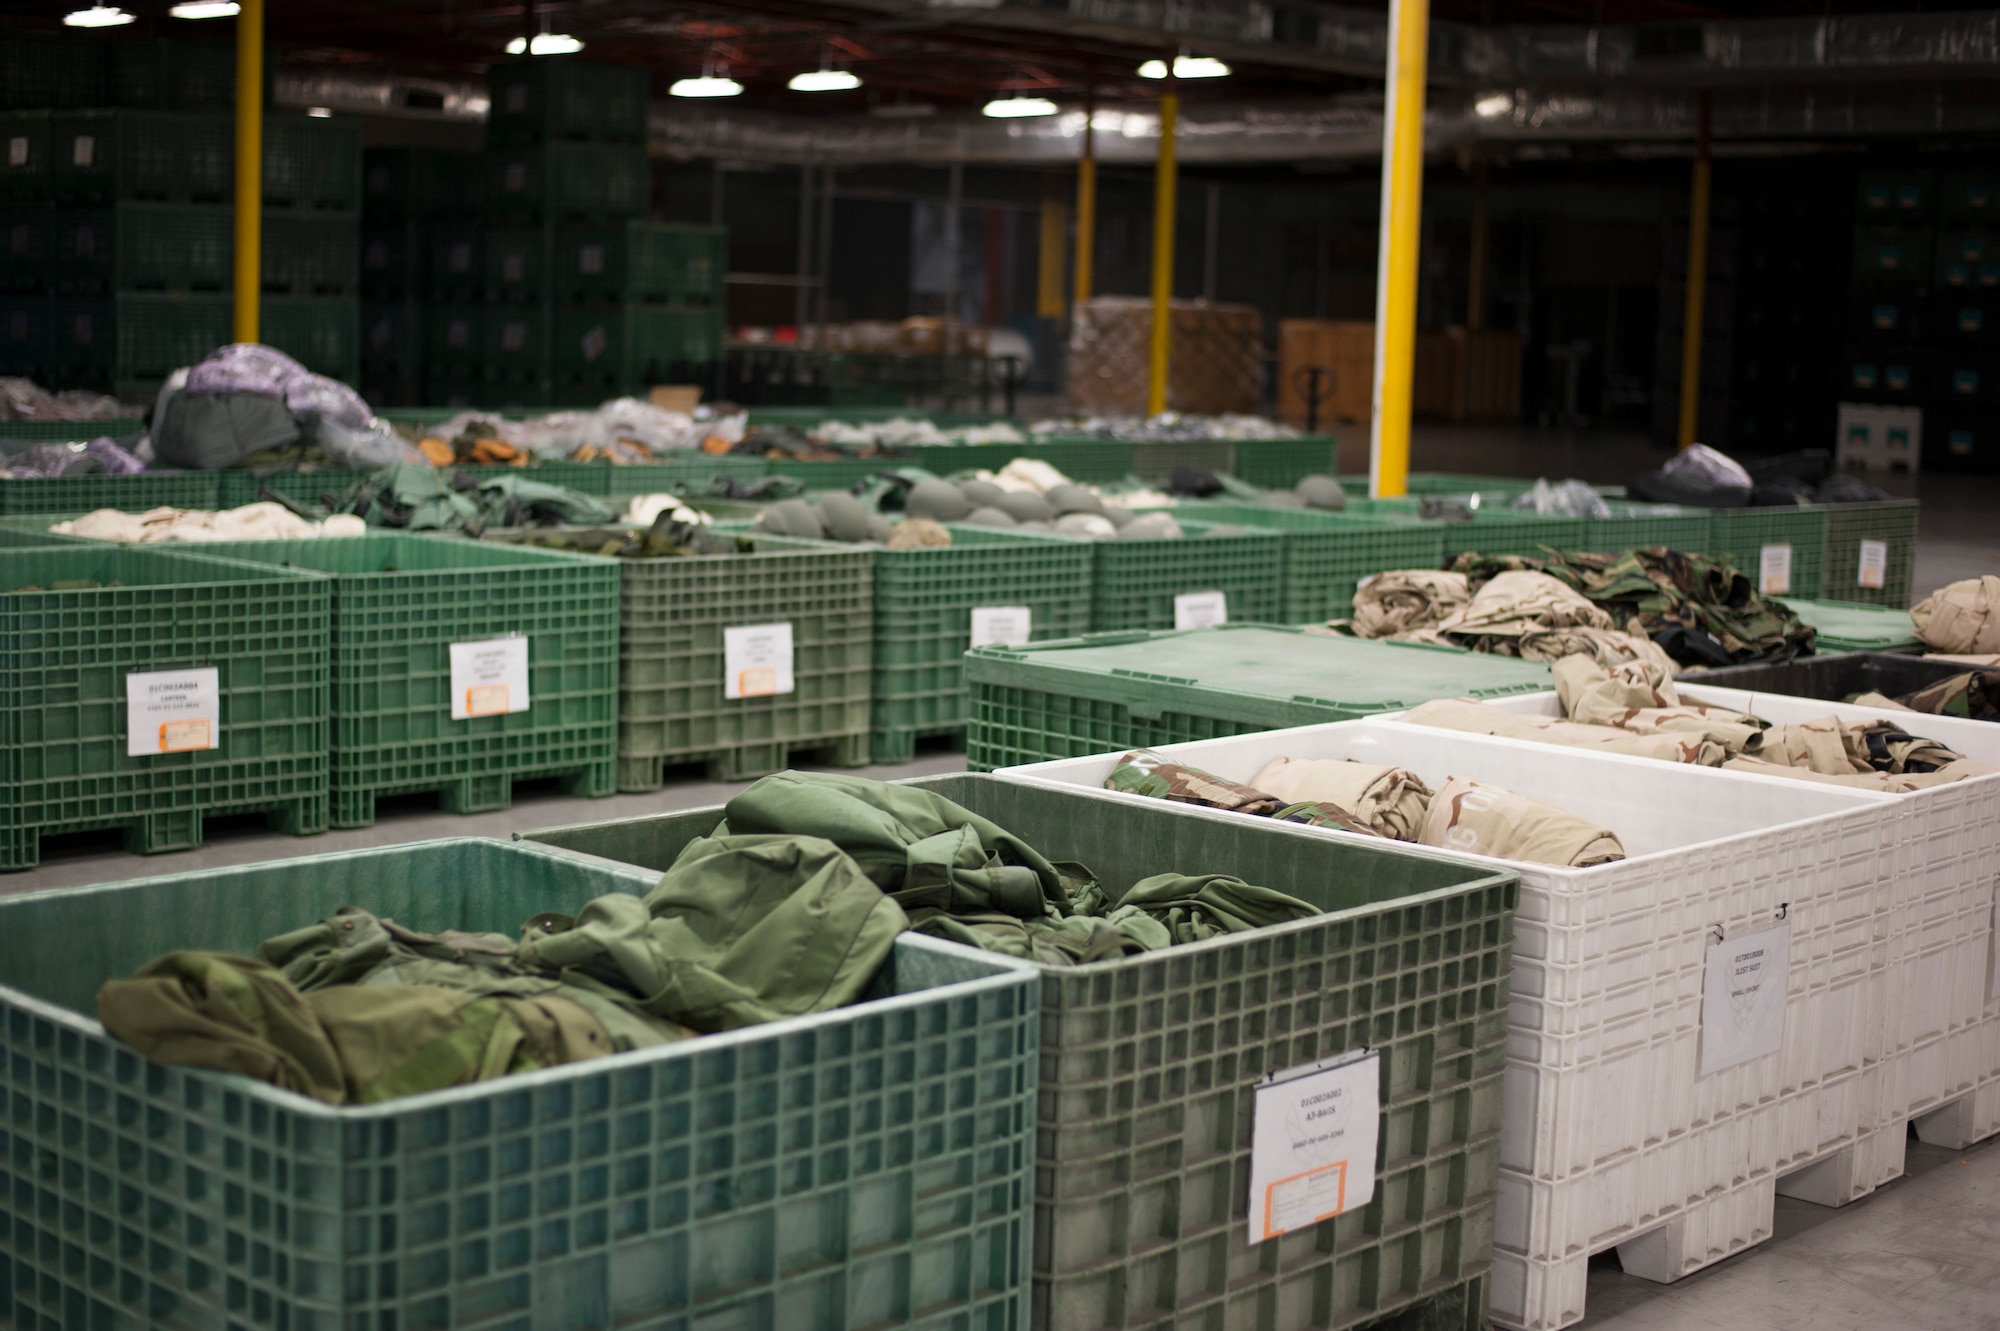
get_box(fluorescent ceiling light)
[170,0,239,16]
[306,106,333,118]
[1137,55,1230,79]
[670,76,744,98]
[789,69,861,92]
[1473,92,1513,118]
[505,33,584,55]
[983,96,1058,118]
[64,5,134,26]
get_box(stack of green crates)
[1035,434,1338,486]
[0,543,330,870]
[522,774,1517,1331]
[1710,503,1828,599]
[0,468,217,514]
[0,107,359,398]
[866,524,1095,763]
[964,624,1554,770]
[0,836,1039,1328]
[184,533,619,827]
[1091,519,1285,631]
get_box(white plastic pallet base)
[1914,1081,2000,1150]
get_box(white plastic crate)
[1653,682,2000,1149]
[994,719,1906,1331]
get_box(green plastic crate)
[914,439,1132,484]
[0,544,329,870]
[110,37,238,111]
[186,533,618,827]
[964,625,1554,770]
[0,468,217,514]
[1338,498,1586,562]
[596,453,770,498]
[521,774,1515,1331]
[263,295,360,382]
[1130,438,1235,481]
[1583,502,1712,554]
[868,525,1095,764]
[1155,505,1449,624]
[261,113,361,212]
[761,456,913,492]
[483,224,553,302]
[361,146,482,220]
[0,836,1037,1330]
[487,57,651,146]
[108,289,232,387]
[598,531,875,789]
[216,467,366,509]
[0,207,51,293]
[1232,435,1338,487]
[1710,504,1827,599]
[747,407,1018,429]
[0,39,104,111]
[1091,519,1283,631]
[1774,598,1923,653]
[486,143,650,221]
[50,202,228,293]
[1820,499,1921,607]
[0,415,142,441]
[555,219,725,305]
[0,111,53,202]
[48,109,232,205]
[1402,472,1538,497]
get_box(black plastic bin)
[1685,651,1982,708]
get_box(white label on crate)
[969,606,1032,649]
[1174,590,1229,631]
[579,243,604,276]
[1857,540,1889,590]
[502,253,525,283]
[1247,1050,1378,1244]
[1759,544,1793,597]
[506,84,528,113]
[449,636,530,719]
[7,136,26,168]
[581,325,608,362]
[1700,922,1791,1076]
[126,667,220,757]
[71,135,93,168]
[724,623,795,699]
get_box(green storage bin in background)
[182,533,618,828]
[1154,504,1448,625]
[592,531,875,789]
[1774,598,1923,654]
[1821,498,1920,607]
[486,56,650,146]
[867,525,1094,764]
[1584,502,1712,554]
[1232,434,1337,487]
[0,468,217,514]
[1,544,329,870]
[1091,519,1283,631]
[521,774,1517,1331]
[1710,504,1827,599]
[964,625,1553,770]
[0,837,1038,1330]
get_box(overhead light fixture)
[306,106,333,118]
[1473,92,1513,119]
[1137,55,1230,79]
[983,96,1058,118]
[169,0,239,16]
[789,69,861,92]
[63,5,135,26]
[670,75,744,98]
[505,33,585,55]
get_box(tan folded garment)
[1847,691,1916,712]
[1400,698,1732,766]
[1554,656,1765,748]
[1744,717,1871,775]
[1351,569,1471,638]
[1721,757,1968,792]
[1516,625,1680,674]
[1249,756,1433,840]
[1415,775,1626,867]
[1911,576,2000,655]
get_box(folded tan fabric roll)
[1351,569,1471,638]
[1555,656,1765,747]
[1911,576,2000,655]
[1400,698,1732,766]
[1249,756,1433,840]
[1415,775,1626,867]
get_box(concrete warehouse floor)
[5,422,1995,1331]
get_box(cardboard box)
[1278,318,1373,426]
[1068,296,1262,414]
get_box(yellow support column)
[1677,94,1713,450]
[1037,191,1068,318]
[232,0,263,344]
[1369,0,1428,499]
[1147,91,1178,417]
[1073,95,1096,309]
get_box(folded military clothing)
[1853,669,2000,722]
[1911,577,2000,656]
[1342,567,1673,672]
[1250,757,1433,840]
[1416,776,1625,868]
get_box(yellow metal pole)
[1073,92,1096,310]
[1369,0,1428,499]
[1037,192,1068,318]
[232,0,263,344]
[1676,94,1712,450]
[1146,90,1178,417]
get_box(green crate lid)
[1777,597,1921,652]
[965,624,1552,732]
